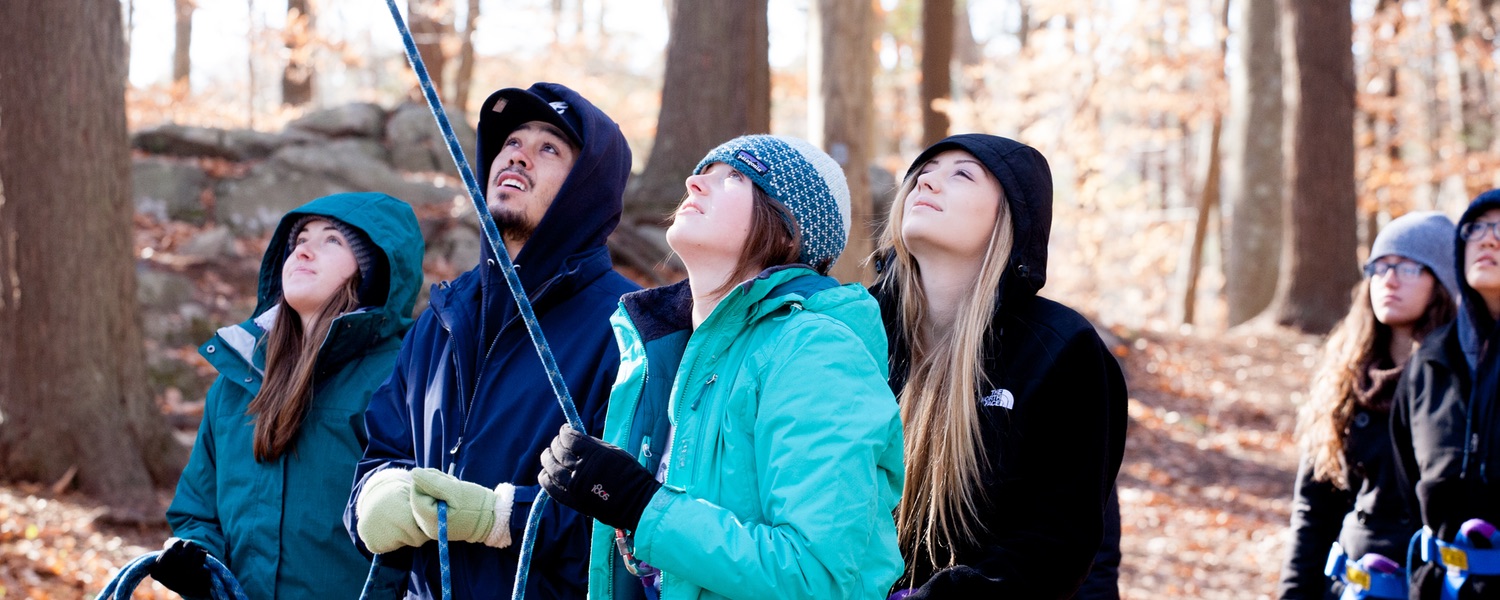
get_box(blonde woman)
[872,134,1128,598]
[1279,212,1457,600]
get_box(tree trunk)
[1271,0,1359,334]
[1224,0,1284,326]
[452,0,480,119]
[811,0,877,283]
[623,0,770,217]
[1184,0,1229,325]
[409,0,454,106]
[124,0,135,77]
[282,0,314,106]
[173,0,192,87]
[1016,0,1031,51]
[921,0,953,146]
[1184,116,1222,325]
[0,0,186,520]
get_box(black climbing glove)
[539,424,662,531]
[148,537,212,598]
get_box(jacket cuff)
[631,486,678,564]
[484,483,515,549]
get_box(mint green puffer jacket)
[588,267,905,600]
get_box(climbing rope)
[378,2,588,600]
[97,550,249,600]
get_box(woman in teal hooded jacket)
[153,192,424,599]
[539,135,906,600]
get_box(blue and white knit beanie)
[1368,210,1459,299]
[286,214,382,305]
[694,135,851,273]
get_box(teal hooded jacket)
[166,192,424,599]
[588,267,906,600]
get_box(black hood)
[473,82,631,285]
[905,133,1053,303]
[1456,189,1500,335]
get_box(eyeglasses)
[1460,221,1500,242]
[1363,260,1426,281]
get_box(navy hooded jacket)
[345,82,640,599]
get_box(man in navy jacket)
[345,82,639,599]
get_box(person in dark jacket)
[344,82,639,599]
[871,134,1128,599]
[1279,212,1458,600]
[153,192,425,600]
[1393,191,1500,600]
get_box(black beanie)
[286,215,385,306]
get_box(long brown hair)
[1297,275,1455,487]
[876,165,1015,570]
[247,273,361,461]
[672,184,803,297]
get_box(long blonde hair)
[877,168,1015,570]
[1296,277,1453,487]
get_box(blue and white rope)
[97,550,249,600]
[378,2,587,600]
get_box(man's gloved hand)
[410,468,514,548]
[354,468,431,554]
[539,424,662,531]
[147,538,211,598]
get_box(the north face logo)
[982,388,1015,409]
[591,484,610,501]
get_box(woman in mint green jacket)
[155,192,424,599]
[540,135,905,600]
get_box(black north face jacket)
[873,134,1129,599]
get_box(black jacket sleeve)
[908,329,1127,599]
[1277,456,1349,600]
[1074,487,1122,600]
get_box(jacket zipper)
[445,267,561,472]
[608,317,649,600]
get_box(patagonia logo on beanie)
[694,135,851,273]
[286,215,383,306]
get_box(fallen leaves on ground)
[1115,321,1318,599]
[0,482,176,599]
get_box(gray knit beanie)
[286,215,381,305]
[1368,210,1459,299]
[694,135,851,274]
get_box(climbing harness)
[1324,542,1406,599]
[1408,521,1500,600]
[96,548,249,600]
[376,1,589,600]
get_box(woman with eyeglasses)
[1392,192,1500,600]
[1279,212,1457,600]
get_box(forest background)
[4,0,1499,597]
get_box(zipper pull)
[690,374,717,411]
[448,437,463,475]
